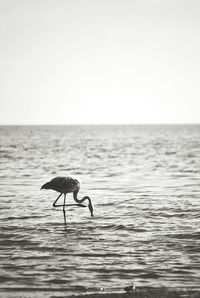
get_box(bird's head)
[40,182,51,190]
[83,196,94,217]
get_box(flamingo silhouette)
[41,176,93,225]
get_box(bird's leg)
[53,193,86,208]
[53,193,63,208]
[63,194,67,226]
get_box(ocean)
[0,125,200,297]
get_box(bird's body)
[41,176,80,194]
[41,176,93,225]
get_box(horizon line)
[0,123,200,126]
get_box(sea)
[0,125,200,297]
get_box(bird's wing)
[65,176,81,191]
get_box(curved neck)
[73,191,86,204]
[73,191,94,217]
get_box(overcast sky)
[0,0,200,124]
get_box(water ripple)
[0,125,200,295]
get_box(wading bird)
[41,176,94,225]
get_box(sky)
[0,0,200,124]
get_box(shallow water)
[0,125,200,296]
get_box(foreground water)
[0,125,200,296]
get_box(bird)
[124,284,135,293]
[41,176,94,225]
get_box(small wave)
[140,272,161,279]
[99,223,146,232]
[0,238,38,247]
[165,151,177,155]
[6,215,45,220]
[73,252,122,258]
[22,174,32,177]
[0,194,15,197]
[0,154,14,159]
[98,202,114,207]
[168,231,200,240]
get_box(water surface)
[0,125,200,296]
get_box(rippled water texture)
[0,125,200,295]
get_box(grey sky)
[0,0,200,124]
